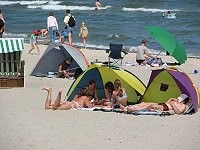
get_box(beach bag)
[74,68,83,79]
[147,58,162,66]
[68,15,76,27]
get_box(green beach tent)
[140,67,199,112]
[66,64,146,104]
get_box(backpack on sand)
[68,15,76,27]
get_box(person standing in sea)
[79,22,89,49]
[95,0,102,10]
[64,9,76,45]
[47,11,59,42]
[0,10,6,38]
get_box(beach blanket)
[76,107,114,112]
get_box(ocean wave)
[122,7,181,13]
[0,1,19,6]
[4,32,28,38]
[19,1,49,5]
[73,42,109,50]
[0,0,61,6]
[106,33,120,39]
[27,4,111,11]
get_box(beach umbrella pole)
[156,49,164,57]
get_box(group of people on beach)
[43,79,128,110]
[43,78,190,115]
[28,0,103,54]
[29,1,105,55]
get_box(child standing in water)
[29,30,40,55]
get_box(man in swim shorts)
[136,39,157,65]
[95,0,102,10]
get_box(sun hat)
[177,94,189,102]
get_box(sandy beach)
[0,43,200,150]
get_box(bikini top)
[116,92,127,101]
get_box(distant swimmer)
[163,11,176,18]
[95,0,102,10]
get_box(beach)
[0,43,200,150]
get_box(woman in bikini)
[112,79,127,107]
[120,94,190,115]
[86,80,99,102]
[43,87,93,110]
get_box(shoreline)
[33,38,200,59]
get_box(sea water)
[0,0,200,57]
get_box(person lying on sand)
[120,94,191,115]
[43,87,93,110]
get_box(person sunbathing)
[112,79,127,107]
[43,87,93,110]
[113,88,128,107]
[120,94,191,115]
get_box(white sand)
[0,43,200,150]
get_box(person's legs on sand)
[35,44,40,55]
[68,32,72,45]
[42,87,53,109]
[82,37,86,49]
[29,43,35,54]
[53,88,63,110]
[127,102,156,112]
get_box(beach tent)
[66,64,146,103]
[0,38,25,87]
[30,42,89,76]
[140,67,199,112]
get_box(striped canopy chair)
[0,38,25,87]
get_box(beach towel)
[75,107,114,112]
[127,110,175,116]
